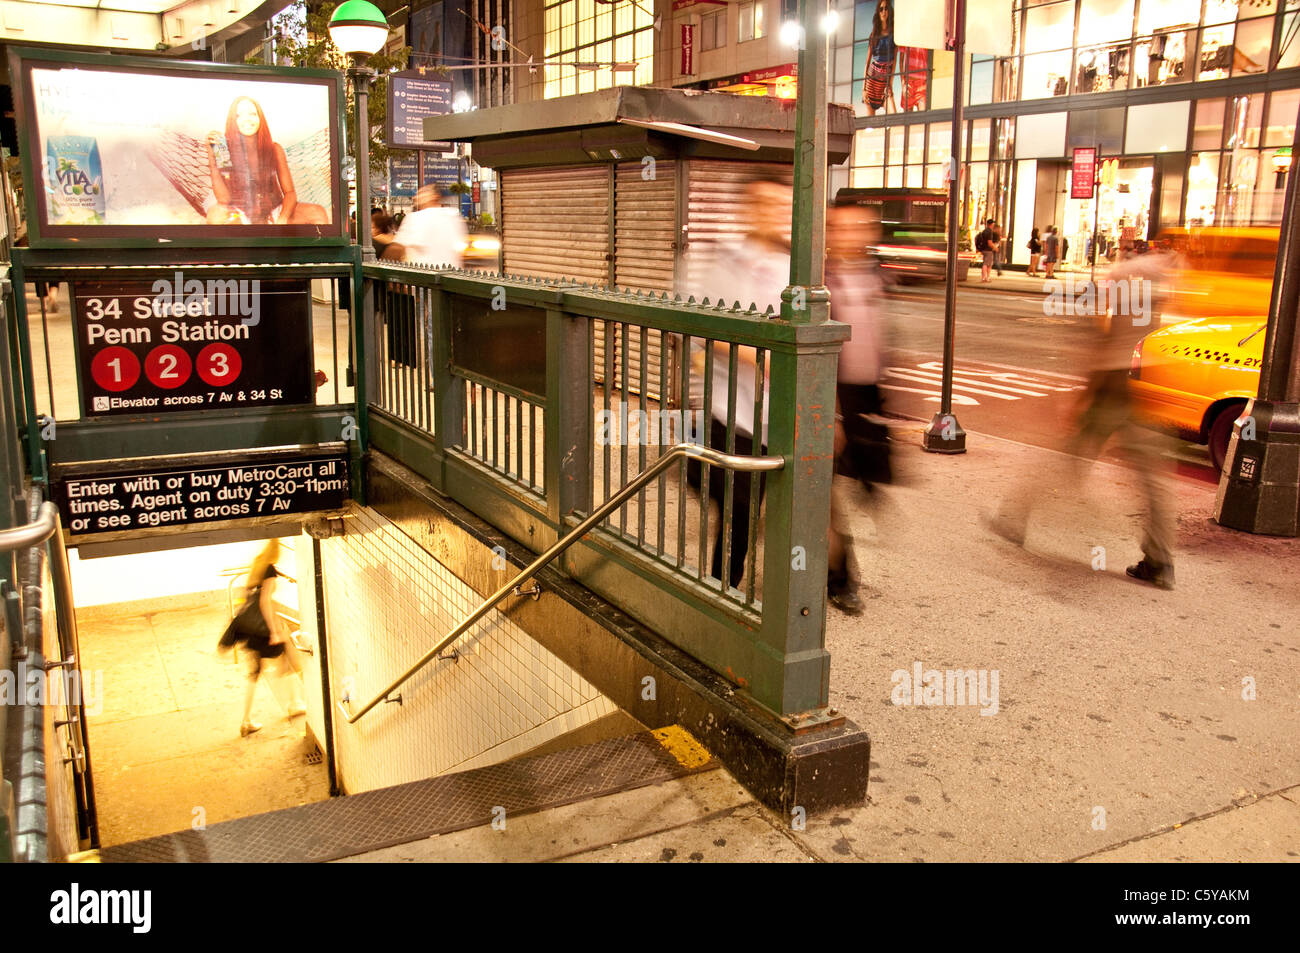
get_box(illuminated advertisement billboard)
[11,49,346,246]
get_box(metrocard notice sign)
[53,448,350,538]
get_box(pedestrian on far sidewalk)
[991,221,1005,275]
[976,219,999,283]
[1027,227,1042,276]
[1043,226,1059,279]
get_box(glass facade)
[847,0,1300,259]
[543,0,655,99]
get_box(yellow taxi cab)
[1157,226,1277,321]
[1129,227,1276,470]
[1129,316,1266,470]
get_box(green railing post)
[547,306,591,554]
[431,277,459,494]
[754,0,839,716]
[351,250,371,505]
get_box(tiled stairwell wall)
[320,506,616,794]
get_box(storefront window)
[1125,100,1191,153]
[1015,111,1068,157]
[855,127,886,165]
[1025,1,1076,54]
[1076,43,1132,92]
[1203,0,1239,23]
[1133,29,1192,86]
[1186,152,1220,224]
[887,166,903,188]
[1193,99,1226,149]
[926,122,952,189]
[970,58,994,105]
[1280,0,1300,68]
[851,166,885,188]
[884,127,902,167]
[1198,24,1236,79]
[1068,106,1125,152]
[1136,0,1199,31]
[1232,16,1273,74]
[906,166,923,187]
[931,51,955,110]
[1226,93,1264,149]
[970,118,992,161]
[1265,89,1300,147]
[1022,50,1073,97]
[1078,0,1134,44]
[908,124,926,164]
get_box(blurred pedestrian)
[1027,226,1042,276]
[825,202,891,615]
[989,242,1177,588]
[218,540,307,737]
[991,221,1005,275]
[685,177,786,589]
[371,209,399,260]
[393,184,466,267]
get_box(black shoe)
[1126,558,1174,590]
[828,575,864,616]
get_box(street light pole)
[350,65,376,262]
[783,0,829,325]
[922,0,967,453]
[1214,106,1300,537]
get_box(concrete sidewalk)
[961,265,1110,295]
[355,424,1299,862]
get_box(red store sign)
[681,24,696,75]
[1071,147,1098,199]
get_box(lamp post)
[329,0,390,262]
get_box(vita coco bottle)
[46,135,105,225]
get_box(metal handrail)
[341,443,785,723]
[0,501,58,552]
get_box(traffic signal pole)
[1214,106,1300,537]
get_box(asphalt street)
[878,281,1222,486]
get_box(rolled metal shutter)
[682,159,793,304]
[501,165,611,282]
[607,160,678,402]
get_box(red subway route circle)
[144,344,193,390]
[90,346,141,393]
[196,342,242,388]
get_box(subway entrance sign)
[73,277,314,418]
[52,447,350,538]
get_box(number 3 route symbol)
[197,343,242,387]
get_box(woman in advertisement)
[862,0,898,116]
[206,96,328,226]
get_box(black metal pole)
[923,0,967,453]
[312,536,339,796]
[1214,104,1300,536]
[350,63,376,263]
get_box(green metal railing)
[362,263,847,716]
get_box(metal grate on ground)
[101,730,713,863]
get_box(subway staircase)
[98,725,715,863]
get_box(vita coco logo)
[1043,275,1152,325]
[55,162,97,196]
[50,884,151,933]
[0,662,103,716]
[891,661,999,716]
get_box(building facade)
[846,0,1300,267]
